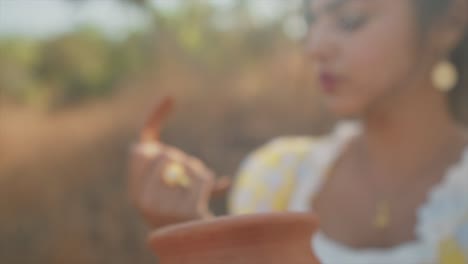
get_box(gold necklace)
[357,153,392,230]
[373,198,391,229]
[323,140,393,230]
[358,159,392,229]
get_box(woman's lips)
[319,72,339,94]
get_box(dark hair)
[414,0,468,122]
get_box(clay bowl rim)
[148,212,318,252]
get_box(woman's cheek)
[342,26,415,113]
[325,51,386,116]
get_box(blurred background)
[0,0,334,263]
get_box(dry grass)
[0,46,331,263]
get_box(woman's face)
[306,0,424,117]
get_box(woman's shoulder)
[438,158,468,262]
[228,136,317,215]
[438,215,468,264]
[416,146,468,262]
[246,136,316,167]
[240,121,360,171]
[228,122,362,215]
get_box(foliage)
[0,1,293,109]
[0,27,152,108]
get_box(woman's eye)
[304,12,317,27]
[338,15,367,31]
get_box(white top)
[229,122,468,263]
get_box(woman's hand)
[128,97,230,229]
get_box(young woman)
[129,0,468,262]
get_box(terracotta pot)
[148,212,320,264]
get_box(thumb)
[210,176,232,199]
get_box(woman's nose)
[305,26,336,63]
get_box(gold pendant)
[373,199,390,229]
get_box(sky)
[0,0,305,40]
[0,0,147,39]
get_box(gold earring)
[432,60,458,92]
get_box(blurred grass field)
[0,2,334,262]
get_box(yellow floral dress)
[228,122,468,264]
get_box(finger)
[139,159,178,227]
[142,157,213,221]
[139,157,178,214]
[184,157,213,180]
[154,155,197,194]
[136,141,164,158]
[129,145,166,204]
[140,156,172,212]
[183,163,214,216]
[210,176,232,198]
[150,158,200,214]
[164,146,188,163]
[140,96,175,143]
